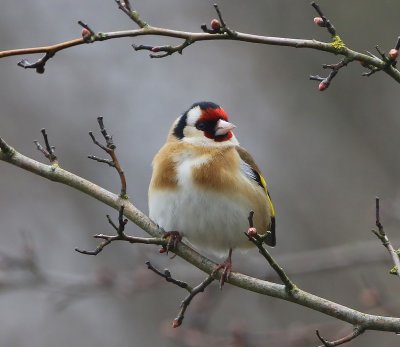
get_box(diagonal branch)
[245,211,296,292]
[3,138,400,338]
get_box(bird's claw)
[212,258,232,289]
[161,231,182,255]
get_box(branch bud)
[172,319,181,328]
[388,48,399,60]
[313,17,325,27]
[247,227,257,237]
[318,81,329,91]
[81,28,91,40]
[211,19,221,31]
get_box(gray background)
[1,0,400,346]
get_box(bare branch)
[174,275,214,328]
[146,261,214,327]
[33,128,58,165]
[372,197,400,278]
[75,206,166,255]
[245,211,296,292]
[114,0,148,28]
[133,39,192,58]
[0,3,399,84]
[146,261,191,291]
[77,20,95,36]
[88,117,127,198]
[3,139,400,336]
[316,325,365,347]
[17,52,55,74]
[311,2,337,37]
[310,58,350,91]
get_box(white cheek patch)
[186,106,202,126]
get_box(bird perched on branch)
[148,101,275,286]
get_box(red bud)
[247,227,257,236]
[313,17,325,27]
[159,247,167,254]
[151,46,160,53]
[211,19,221,31]
[389,48,399,60]
[172,319,181,328]
[318,81,329,91]
[81,28,91,39]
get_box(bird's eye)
[196,122,206,130]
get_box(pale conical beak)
[215,119,236,136]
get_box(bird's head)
[171,101,238,146]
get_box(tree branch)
[316,325,365,347]
[0,3,399,84]
[2,138,400,336]
[88,117,127,198]
[372,197,400,279]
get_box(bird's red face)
[196,107,235,142]
[173,101,236,143]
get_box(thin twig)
[174,276,214,328]
[311,2,337,37]
[316,325,365,347]
[212,4,236,37]
[17,52,55,74]
[77,20,95,36]
[145,261,191,290]
[245,212,296,292]
[310,55,351,91]
[33,128,58,164]
[0,137,13,156]
[88,117,127,198]
[145,261,214,327]
[75,206,166,255]
[372,197,400,279]
[133,39,193,58]
[114,0,148,28]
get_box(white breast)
[148,155,254,256]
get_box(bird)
[148,101,275,286]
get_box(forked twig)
[88,117,127,198]
[75,206,166,255]
[33,128,58,165]
[146,261,214,328]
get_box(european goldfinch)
[148,101,275,285]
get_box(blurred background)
[1,0,400,346]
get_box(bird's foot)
[160,231,182,255]
[212,249,233,289]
